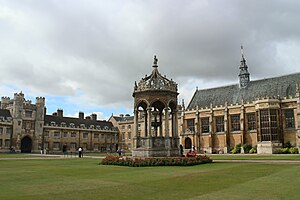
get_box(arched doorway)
[21,136,32,153]
[184,137,192,150]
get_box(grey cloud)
[1,0,300,111]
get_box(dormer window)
[104,126,109,130]
[96,125,101,130]
[61,122,66,127]
[51,121,56,126]
[80,124,85,128]
[70,123,75,128]
[90,125,94,129]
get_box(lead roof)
[187,72,300,109]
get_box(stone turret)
[1,96,11,109]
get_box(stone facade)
[183,49,300,154]
[0,92,118,153]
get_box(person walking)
[78,147,83,158]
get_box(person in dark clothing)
[63,144,67,157]
[180,144,184,156]
[78,147,83,158]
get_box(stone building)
[0,92,118,153]
[181,48,300,154]
[0,109,13,151]
[109,114,134,151]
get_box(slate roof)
[0,109,12,118]
[187,72,300,109]
[44,115,115,129]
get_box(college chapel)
[1,49,300,154]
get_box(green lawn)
[209,154,300,160]
[0,158,300,200]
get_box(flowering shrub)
[100,155,212,167]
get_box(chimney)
[52,112,57,116]
[91,113,97,121]
[57,109,63,117]
[79,112,84,119]
[85,116,91,120]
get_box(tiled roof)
[187,72,300,109]
[44,115,115,129]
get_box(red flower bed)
[100,155,212,167]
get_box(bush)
[100,155,213,167]
[273,147,299,154]
[227,147,234,154]
[242,144,252,154]
[283,141,292,148]
[289,147,299,154]
[231,144,242,154]
[249,147,257,154]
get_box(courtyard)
[0,154,300,200]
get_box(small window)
[63,132,68,138]
[53,142,60,150]
[54,131,60,138]
[83,133,88,139]
[4,139,10,148]
[285,109,295,128]
[6,128,12,135]
[25,111,32,118]
[71,132,76,137]
[128,132,131,140]
[70,143,76,150]
[94,133,99,139]
[0,127,3,134]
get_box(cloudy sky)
[1,0,300,119]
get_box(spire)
[153,55,158,68]
[238,45,250,88]
[241,44,245,60]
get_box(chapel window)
[215,116,224,132]
[231,115,240,131]
[247,113,256,131]
[285,109,295,128]
[201,117,209,133]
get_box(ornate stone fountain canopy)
[133,56,178,94]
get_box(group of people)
[180,144,197,157]
[117,148,124,157]
[62,144,84,158]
